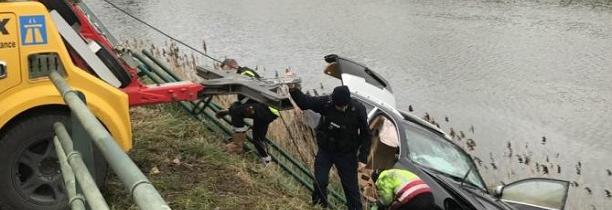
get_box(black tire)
[0,113,108,210]
[95,43,132,88]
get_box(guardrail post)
[55,123,110,210]
[53,136,87,210]
[70,91,97,181]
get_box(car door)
[499,178,569,210]
[323,55,396,108]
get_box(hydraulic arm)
[44,0,300,108]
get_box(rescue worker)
[216,59,279,166]
[372,169,436,210]
[289,84,371,210]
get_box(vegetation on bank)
[103,105,320,210]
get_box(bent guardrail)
[48,71,171,210]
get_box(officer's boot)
[225,132,246,154]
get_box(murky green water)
[85,0,612,208]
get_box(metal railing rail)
[53,135,87,210]
[134,50,347,208]
[48,70,171,210]
[54,123,109,210]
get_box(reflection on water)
[85,0,612,208]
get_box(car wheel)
[0,113,107,210]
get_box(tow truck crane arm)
[197,66,300,110]
[43,0,300,109]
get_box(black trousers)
[312,149,362,210]
[229,102,277,158]
[397,193,435,210]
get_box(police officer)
[372,169,436,210]
[216,59,279,166]
[289,85,371,210]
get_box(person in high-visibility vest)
[372,169,436,210]
[216,59,279,166]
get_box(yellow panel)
[0,82,133,151]
[0,2,132,151]
[0,12,21,94]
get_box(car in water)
[321,54,570,210]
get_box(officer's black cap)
[331,86,351,106]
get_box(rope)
[278,113,308,165]
[99,0,223,64]
[274,84,336,206]
[98,2,337,204]
[278,112,332,207]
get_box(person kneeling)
[372,169,436,210]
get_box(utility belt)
[315,114,361,153]
[315,126,359,153]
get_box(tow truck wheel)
[0,113,107,210]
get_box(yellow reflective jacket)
[376,169,429,206]
[237,67,279,116]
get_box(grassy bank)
[103,105,319,210]
[135,40,345,192]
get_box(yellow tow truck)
[0,1,298,209]
[0,1,131,209]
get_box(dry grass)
[104,105,319,210]
[103,40,331,209]
[133,39,345,192]
[104,39,412,210]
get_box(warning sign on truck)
[19,15,47,46]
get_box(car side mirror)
[493,185,504,198]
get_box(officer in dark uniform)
[289,85,371,210]
[216,59,279,166]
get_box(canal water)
[85,0,612,208]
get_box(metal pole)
[54,124,109,210]
[132,52,175,82]
[70,95,97,180]
[49,71,171,210]
[142,50,181,81]
[137,65,165,84]
[53,136,87,210]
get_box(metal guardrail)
[48,71,171,210]
[134,50,347,208]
